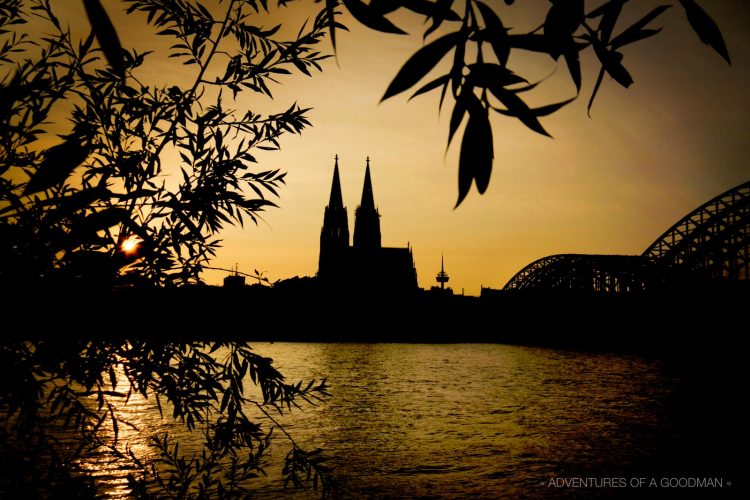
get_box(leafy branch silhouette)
[325,0,731,206]
[0,339,331,497]
[1,1,337,496]
[1,0,334,289]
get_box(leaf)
[381,31,461,101]
[109,366,117,390]
[679,0,731,64]
[82,0,125,78]
[610,28,662,49]
[456,96,493,207]
[489,86,551,137]
[587,66,606,116]
[587,0,622,19]
[219,389,231,414]
[605,51,632,88]
[24,136,92,194]
[438,77,449,110]
[563,50,581,92]
[450,30,466,94]
[409,74,450,101]
[589,0,625,44]
[109,403,119,444]
[609,5,670,48]
[475,1,509,66]
[112,189,159,201]
[466,63,526,89]
[79,30,96,58]
[447,92,467,148]
[326,0,339,51]
[543,1,583,58]
[423,0,457,38]
[195,2,213,20]
[590,38,632,89]
[342,0,406,35]
[496,96,575,118]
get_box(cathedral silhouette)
[318,156,418,293]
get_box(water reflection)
[72,362,199,498]
[249,344,681,498]
[73,343,714,498]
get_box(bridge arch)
[503,180,750,290]
[503,254,650,292]
[642,180,750,280]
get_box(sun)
[121,235,143,255]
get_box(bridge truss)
[503,254,651,292]
[642,180,750,281]
[504,180,750,291]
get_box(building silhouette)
[223,264,246,289]
[318,156,417,293]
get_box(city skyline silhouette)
[7,2,748,293]
[190,1,750,294]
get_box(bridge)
[504,180,750,292]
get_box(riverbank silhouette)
[9,278,748,355]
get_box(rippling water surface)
[82,343,717,498]
[217,343,680,498]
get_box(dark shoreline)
[6,283,747,355]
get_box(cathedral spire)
[359,156,375,212]
[353,156,381,249]
[319,155,349,278]
[328,154,344,209]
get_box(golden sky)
[200,0,749,294]
[36,1,750,294]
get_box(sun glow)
[121,235,143,255]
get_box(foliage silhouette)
[1,0,335,497]
[1,0,336,288]
[326,0,732,205]
[0,339,331,497]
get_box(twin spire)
[326,155,381,250]
[328,155,376,212]
[318,155,418,290]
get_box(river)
[75,343,739,498]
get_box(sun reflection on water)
[70,360,204,498]
[55,343,687,498]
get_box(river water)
[77,343,738,498]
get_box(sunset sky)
[44,1,750,294]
